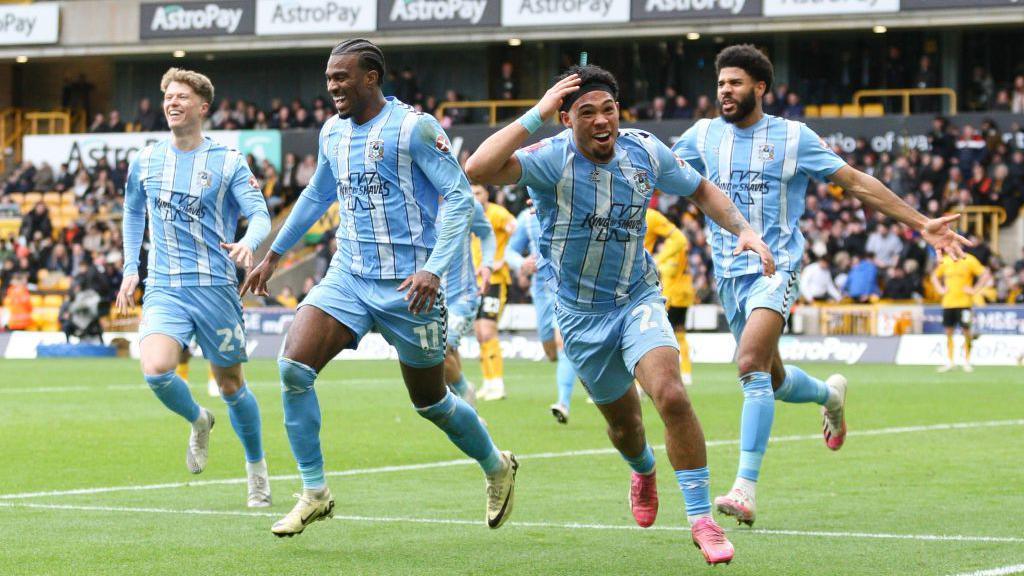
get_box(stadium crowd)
[3,107,1024,333]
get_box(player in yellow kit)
[931,253,991,373]
[472,185,517,400]
[645,208,695,385]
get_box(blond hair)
[160,67,214,104]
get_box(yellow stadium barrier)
[852,87,957,116]
[434,99,537,127]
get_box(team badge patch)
[368,139,385,162]
[588,167,602,182]
[758,143,775,162]
[197,170,211,189]
[434,134,450,154]
[632,170,652,195]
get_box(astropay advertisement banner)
[378,0,500,29]
[140,1,256,39]
[632,0,761,20]
[22,130,282,173]
[502,0,630,26]
[0,2,59,46]
[255,0,375,35]
[763,0,899,16]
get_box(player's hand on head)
[239,254,277,297]
[733,229,776,277]
[221,242,254,268]
[922,214,972,261]
[398,270,441,315]
[115,274,140,315]
[537,74,582,121]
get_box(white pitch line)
[949,564,1024,576]
[0,419,1020,502]
[1,501,1022,546]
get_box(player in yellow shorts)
[471,185,517,400]
[645,208,695,385]
[931,253,991,373]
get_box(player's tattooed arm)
[829,165,971,260]
[465,74,581,186]
[690,178,776,276]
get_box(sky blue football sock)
[279,358,325,490]
[775,365,830,405]
[221,383,263,463]
[675,466,712,517]
[145,370,200,423]
[556,349,575,409]
[449,373,469,399]
[738,371,775,482]
[417,390,503,475]
[621,444,656,475]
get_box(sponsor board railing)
[4,330,1022,366]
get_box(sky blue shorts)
[532,281,558,343]
[556,285,678,405]
[300,267,446,369]
[445,289,479,349]
[140,285,247,367]
[717,271,799,341]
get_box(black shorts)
[942,307,972,329]
[667,306,688,330]
[476,283,507,322]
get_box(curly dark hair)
[715,44,774,91]
[556,64,619,112]
[331,38,386,86]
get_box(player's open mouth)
[594,132,611,143]
[167,110,182,120]
[333,97,346,107]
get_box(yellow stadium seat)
[55,276,71,290]
[60,193,75,205]
[818,104,841,118]
[43,191,61,205]
[43,294,63,307]
[862,103,885,117]
[841,104,862,118]
[31,307,60,332]
[803,105,820,118]
[23,192,42,205]
[8,192,24,205]
[30,294,44,307]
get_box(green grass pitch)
[1,359,1021,575]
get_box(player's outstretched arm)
[464,74,581,186]
[828,165,971,260]
[240,166,335,297]
[117,160,146,314]
[690,179,776,276]
[224,158,272,269]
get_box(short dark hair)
[555,64,619,112]
[715,44,774,91]
[331,38,386,86]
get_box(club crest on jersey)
[368,140,385,162]
[632,170,652,195]
[758,143,775,162]
[435,134,450,154]
[196,170,211,189]
[588,167,602,182]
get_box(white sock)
[687,512,712,526]
[732,477,757,500]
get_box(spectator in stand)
[882,265,917,300]
[992,89,1012,112]
[252,110,269,129]
[845,252,880,302]
[782,92,804,118]
[294,154,316,189]
[20,203,52,243]
[274,106,293,130]
[299,276,316,302]
[2,273,32,330]
[968,163,993,205]
[106,110,126,133]
[646,96,667,121]
[1012,75,1024,114]
[135,97,161,132]
[670,95,691,119]
[957,124,989,169]
[293,107,314,129]
[211,99,232,129]
[866,223,903,268]
[47,242,72,276]
[762,91,781,116]
[34,162,55,191]
[89,169,116,200]
[967,66,995,111]
[941,166,964,206]
[799,257,841,302]
[496,61,517,101]
[692,95,716,120]
[275,286,298,308]
[928,117,956,162]
[920,154,949,193]
[88,113,106,133]
[441,89,465,126]
[912,55,938,113]
[53,163,74,193]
